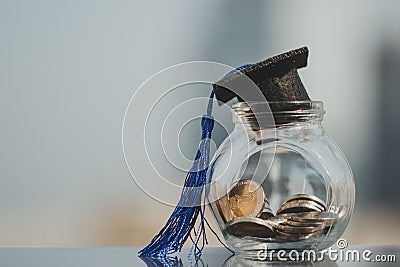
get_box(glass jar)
[207,101,355,259]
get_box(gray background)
[0,0,399,246]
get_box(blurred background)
[0,0,399,246]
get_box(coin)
[280,194,327,211]
[271,212,300,218]
[281,199,326,211]
[291,211,338,224]
[277,200,324,215]
[267,215,290,227]
[212,194,233,223]
[276,223,324,234]
[228,179,265,217]
[258,198,274,220]
[225,217,276,238]
[258,211,274,220]
[275,228,326,241]
[210,183,233,223]
[286,219,323,227]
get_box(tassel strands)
[139,64,253,258]
[139,92,215,258]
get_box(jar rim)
[233,101,325,114]
[232,101,325,127]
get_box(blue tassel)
[139,64,252,258]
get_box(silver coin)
[266,215,292,227]
[268,212,301,222]
[272,212,300,218]
[277,200,324,215]
[276,223,324,234]
[274,231,299,241]
[321,219,338,228]
[306,228,328,239]
[276,227,325,238]
[291,211,338,224]
[275,228,326,241]
[286,219,323,227]
[257,197,274,220]
[282,199,326,211]
[261,207,273,214]
[262,208,272,213]
[225,217,276,238]
[262,204,272,213]
[280,194,327,211]
[258,211,274,220]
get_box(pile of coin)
[271,211,338,241]
[277,194,327,214]
[213,179,339,242]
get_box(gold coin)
[210,183,233,223]
[228,179,265,217]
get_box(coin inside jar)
[291,211,338,224]
[225,217,276,238]
[280,194,327,211]
[257,198,274,220]
[258,211,274,220]
[228,179,265,217]
[210,183,233,223]
[285,219,323,227]
[276,223,324,234]
[277,200,325,215]
[275,228,326,241]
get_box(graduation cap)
[213,47,311,125]
[213,47,310,104]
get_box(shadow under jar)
[207,101,355,260]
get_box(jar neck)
[232,101,325,130]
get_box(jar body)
[207,103,355,259]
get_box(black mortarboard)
[213,47,310,105]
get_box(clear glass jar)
[207,101,355,259]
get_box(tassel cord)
[139,65,252,258]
